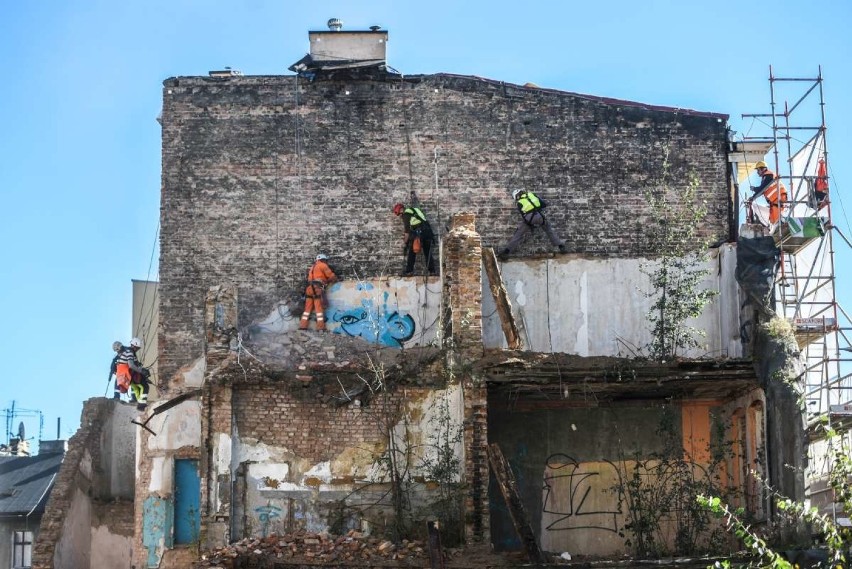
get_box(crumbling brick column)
[201,285,238,548]
[206,285,238,366]
[201,382,233,549]
[442,212,489,544]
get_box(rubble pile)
[195,529,430,568]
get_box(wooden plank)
[426,520,445,569]
[487,443,545,564]
[482,248,522,349]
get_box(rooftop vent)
[208,67,243,78]
[289,20,389,76]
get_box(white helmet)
[316,254,328,261]
[130,338,143,349]
[511,188,524,200]
[112,341,122,352]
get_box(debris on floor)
[194,529,429,567]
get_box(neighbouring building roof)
[0,452,64,517]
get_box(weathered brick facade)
[232,383,412,461]
[148,67,750,564]
[159,73,729,384]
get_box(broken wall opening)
[485,363,763,559]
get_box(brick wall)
[233,382,411,461]
[159,73,729,383]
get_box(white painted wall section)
[149,456,173,494]
[90,525,133,569]
[484,254,741,358]
[183,357,206,387]
[146,400,202,451]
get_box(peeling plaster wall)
[146,401,202,454]
[227,384,463,539]
[102,403,138,499]
[483,247,741,358]
[137,399,202,568]
[90,518,134,569]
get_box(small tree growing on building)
[640,149,718,360]
[418,389,464,545]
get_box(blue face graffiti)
[330,300,416,347]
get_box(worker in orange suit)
[814,157,829,210]
[749,161,788,224]
[300,254,338,331]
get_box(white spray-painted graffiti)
[328,284,416,347]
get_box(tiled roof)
[0,453,64,516]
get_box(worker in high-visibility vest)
[749,161,788,224]
[393,200,437,276]
[110,341,127,400]
[498,188,566,257]
[115,338,150,410]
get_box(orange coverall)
[752,168,788,224]
[300,260,338,330]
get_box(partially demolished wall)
[158,73,730,387]
[146,67,812,566]
[32,399,136,569]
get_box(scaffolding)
[740,67,852,432]
[733,67,852,514]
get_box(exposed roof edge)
[421,73,729,121]
[161,71,730,121]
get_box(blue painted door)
[174,459,201,544]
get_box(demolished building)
[36,23,849,569]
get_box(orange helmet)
[392,203,404,216]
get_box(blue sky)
[1,0,850,444]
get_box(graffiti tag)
[255,502,282,538]
[542,454,621,533]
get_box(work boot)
[558,244,567,254]
[113,393,121,401]
[496,248,510,261]
[137,403,147,411]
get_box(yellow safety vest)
[404,207,427,227]
[518,192,542,213]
